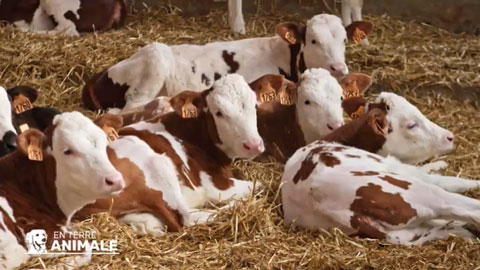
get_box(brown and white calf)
[341,93,455,164]
[82,14,372,111]
[227,0,368,44]
[0,112,124,269]
[0,86,60,157]
[252,69,371,162]
[77,74,272,235]
[0,0,127,36]
[282,109,480,246]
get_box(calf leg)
[118,213,166,236]
[200,172,260,203]
[350,0,369,45]
[420,174,480,193]
[228,0,246,36]
[341,0,353,26]
[40,0,81,37]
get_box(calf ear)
[7,86,39,103]
[276,23,305,45]
[169,91,206,119]
[340,73,372,98]
[94,114,123,143]
[342,96,368,119]
[345,21,373,44]
[249,74,297,105]
[367,109,389,136]
[16,129,47,161]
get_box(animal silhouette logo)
[25,229,48,254]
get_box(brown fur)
[82,70,129,110]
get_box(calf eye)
[407,123,418,130]
[341,96,344,101]
[305,100,311,105]
[311,39,316,44]
[385,105,391,111]
[344,38,347,43]
[64,149,73,155]
[216,111,223,117]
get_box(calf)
[253,69,371,162]
[341,93,454,164]
[0,0,127,36]
[77,74,272,235]
[0,112,124,269]
[82,14,372,111]
[226,0,369,45]
[0,86,60,157]
[281,126,480,245]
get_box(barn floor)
[1,6,479,270]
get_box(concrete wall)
[130,0,480,35]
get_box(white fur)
[104,14,349,110]
[206,74,264,159]
[341,0,369,45]
[0,212,29,270]
[374,92,454,164]
[296,68,345,143]
[282,141,480,245]
[0,87,16,138]
[39,0,81,36]
[53,112,124,223]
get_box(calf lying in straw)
[282,108,480,245]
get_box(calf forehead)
[375,93,423,119]
[52,112,106,149]
[299,69,343,101]
[307,14,346,39]
[207,75,257,111]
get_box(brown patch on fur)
[64,0,127,32]
[350,183,417,227]
[292,145,339,183]
[82,70,129,110]
[379,175,411,190]
[351,171,380,176]
[319,152,341,167]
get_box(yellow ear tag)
[102,125,119,143]
[352,28,367,44]
[285,32,297,44]
[278,88,293,105]
[181,103,198,119]
[13,95,33,114]
[28,136,43,161]
[344,80,360,99]
[351,106,364,119]
[19,123,30,133]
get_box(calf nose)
[446,132,454,142]
[329,63,348,77]
[104,174,125,193]
[327,121,344,131]
[242,138,265,154]
[3,131,17,151]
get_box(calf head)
[170,74,265,159]
[296,68,345,143]
[16,112,125,218]
[0,87,17,156]
[276,14,372,77]
[342,93,454,163]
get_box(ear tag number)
[278,88,293,105]
[28,136,43,161]
[102,125,119,143]
[13,94,33,114]
[344,80,360,99]
[181,103,198,118]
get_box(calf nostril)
[105,178,114,186]
[327,124,333,130]
[447,135,454,142]
[243,143,251,150]
[330,65,336,72]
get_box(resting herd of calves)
[1,2,479,269]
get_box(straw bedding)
[1,5,479,270]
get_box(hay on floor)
[0,6,479,270]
